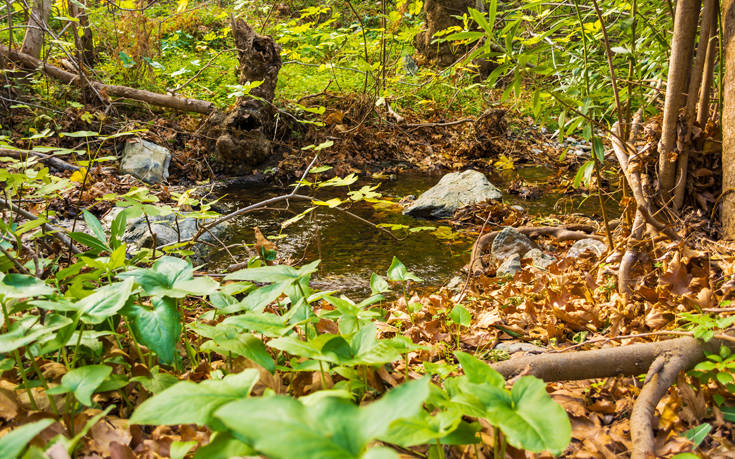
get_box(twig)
[0,197,81,254]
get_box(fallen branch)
[0,148,80,172]
[469,224,601,273]
[1,44,215,114]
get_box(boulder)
[403,170,502,219]
[123,213,229,264]
[119,139,171,184]
[567,238,608,259]
[496,253,521,277]
[495,341,545,354]
[491,227,536,261]
[523,248,556,269]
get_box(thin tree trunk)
[658,0,701,199]
[68,0,95,67]
[697,30,717,126]
[674,0,717,209]
[722,0,735,236]
[20,0,51,59]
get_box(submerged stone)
[403,170,502,219]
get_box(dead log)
[0,44,215,114]
[469,224,601,273]
[208,18,282,174]
[0,148,80,172]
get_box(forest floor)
[4,91,734,458]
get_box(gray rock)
[445,275,464,291]
[497,253,521,276]
[495,341,546,354]
[123,213,229,264]
[567,238,608,259]
[491,227,536,261]
[510,205,525,212]
[523,248,556,269]
[119,139,171,184]
[403,170,502,219]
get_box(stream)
[209,167,619,298]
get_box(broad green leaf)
[454,351,505,386]
[485,376,571,454]
[0,273,54,299]
[170,441,197,459]
[82,210,106,245]
[683,423,711,447]
[0,314,72,353]
[125,297,181,365]
[130,369,259,426]
[222,311,290,337]
[200,332,275,373]
[68,231,111,254]
[449,305,472,327]
[194,432,255,459]
[61,364,112,406]
[0,419,54,459]
[77,278,134,324]
[224,265,298,282]
[386,257,423,283]
[224,281,290,313]
[369,274,390,295]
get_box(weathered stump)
[210,18,282,174]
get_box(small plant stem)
[13,350,38,410]
[592,150,614,248]
[124,317,147,365]
[29,354,60,415]
[1,300,38,409]
[493,428,501,459]
[404,353,409,381]
[107,317,124,349]
[70,325,85,368]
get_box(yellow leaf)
[70,167,87,183]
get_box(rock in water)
[119,138,171,184]
[123,214,229,264]
[491,226,536,261]
[403,170,502,219]
[567,238,608,259]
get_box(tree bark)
[68,0,95,67]
[20,0,51,59]
[415,0,476,66]
[658,0,701,199]
[674,0,717,210]
[723,0,735,237]
[1,44,215,114]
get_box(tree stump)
[211,18,282,174]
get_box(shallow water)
[208,167,619,298]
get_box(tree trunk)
[20,0,51,59]
[723,0,735,237]
[68,0,95,67]
[658,0,701,199]
[415,0,476,67]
